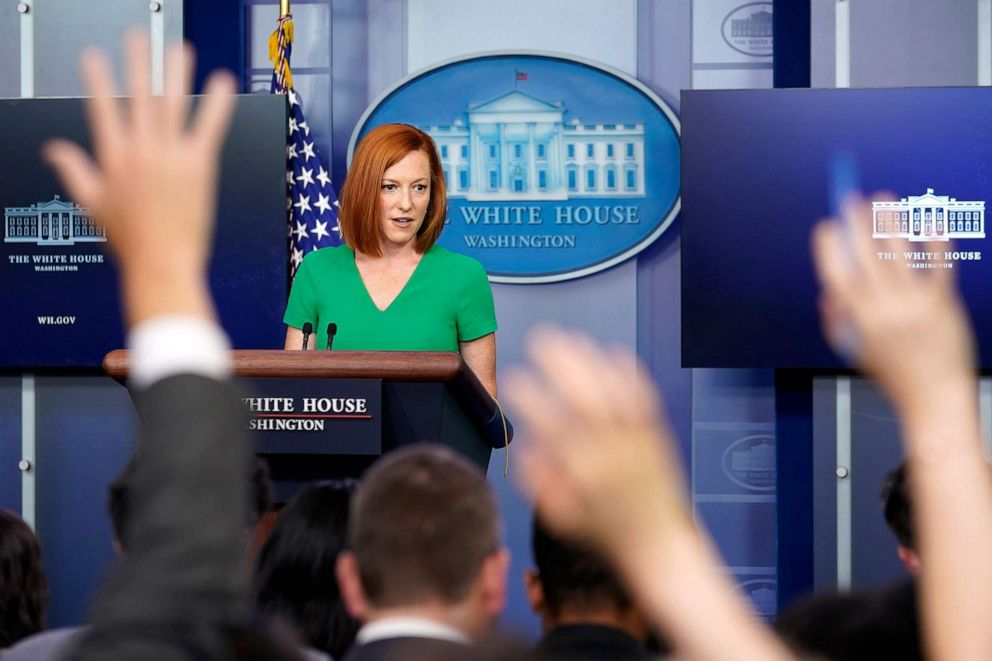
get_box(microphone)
[301,322,313,350]
[326,322,337,351]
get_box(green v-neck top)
[283,245,497,351]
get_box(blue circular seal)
[350,52,681,283]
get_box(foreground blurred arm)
[506,327,793,661]
[812,196,992,661]
[43,33,259,660]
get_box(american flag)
[269,14,342,278]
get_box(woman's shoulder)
[424,244,487,276]
[299,244,354,274]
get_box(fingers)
[814,193,903,298]
[603,345,660,423]
[192,70,238,154]
[510,325,666,450]
[82,34,232,157]
[812,219,868,361]
[811,220,853,302]
[839,193,871,255]
[515,445,560,508]
[835,192,905,285]
[163,42,195,135]
[517,448,583,539]
[923,237,957,290]
[503,367,570,454]
[526,328,605,421]
[525,325,647,429]
[42,140,105,214]
[123,30,153,135]
[507,386,573,533]
[79,49,124,162]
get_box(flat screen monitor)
[682,87,992,368]
[0,95,288,367]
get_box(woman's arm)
[284,325,315,350]
[459,332,497,397]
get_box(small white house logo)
[736,579,777,616]
[722,3,774,57]
[425,90,645,202]
[872,188,985,242]
[4,195,106,246]
[721,434,775,492]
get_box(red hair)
[340,124,447,256]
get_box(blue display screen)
[0,95,288,367]
[682,87,992,368]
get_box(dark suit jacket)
[342,636,469,661]
[535,624,654,661]
[65,374,258,661]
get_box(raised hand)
[505,325,690,556]
[811,194,975,420]
[505,325,794,661]
[812,193,992,661]
[43,31,237,327]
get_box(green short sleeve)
[454,255,497,342]
[283,251,320,330]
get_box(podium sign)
[245,377,382,455]
[104,349,511,490]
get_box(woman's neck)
[357,241,422,264]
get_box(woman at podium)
[283,124,498,396]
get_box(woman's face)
[378,149,432,252]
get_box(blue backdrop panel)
[682,87,992,368]
[849,379,905,585]
[34,376,136,627]
[734,573,778,619]
[697,500,776,568]
[0,95,288,367]
[776,371,815,609]
[0,378,21,512]
[772,0,811,88]
[694,427,775,496]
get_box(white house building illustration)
[743,583,777,616]
[730,441,775,473]
[423,89,645,202]
[872,188,985,242]
[4,195,105,245]
[732,9,773,38]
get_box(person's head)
[525,516,651,643]
[339,123,447,256]
[880,462,920,575]
[337,444,508,636]
[776,581,922,661]
[0,508,48,648]
[109,456,274,554]
[252,480,360,658]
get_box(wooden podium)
[103,350,511,497]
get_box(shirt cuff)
[128,315,232,388]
